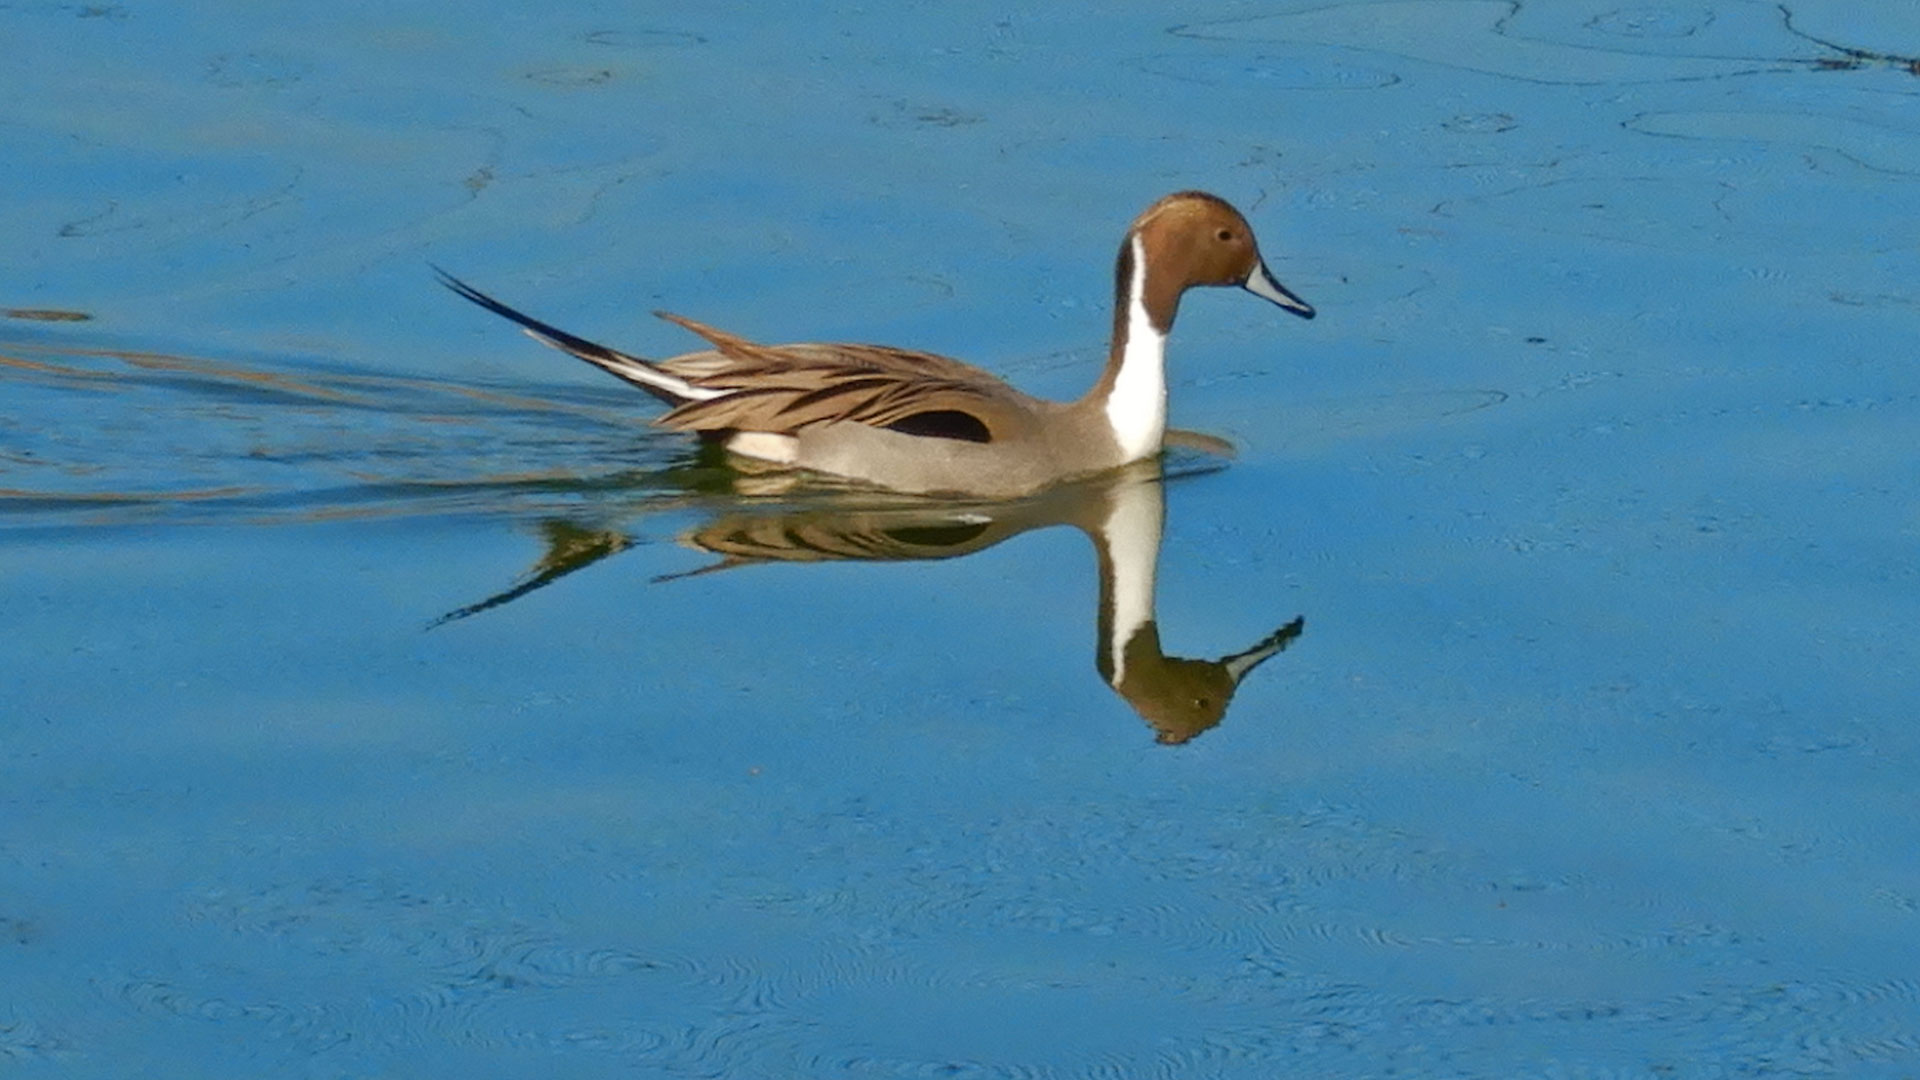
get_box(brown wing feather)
[648,311,1034,440]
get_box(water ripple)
[0,340,704,527]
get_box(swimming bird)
[438,190,1314,497]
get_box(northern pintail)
[439,191,1314,497]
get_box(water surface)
[4,0,1919,1075]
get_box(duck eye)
[1216,228,1234,242]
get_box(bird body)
[441,191,1313,496]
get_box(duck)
[438,190,1314,497]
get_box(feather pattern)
[649,312,1032,440]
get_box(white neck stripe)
[1105,234,1168,462]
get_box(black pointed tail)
[433,266,685,405]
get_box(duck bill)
[1244,261,1315,320]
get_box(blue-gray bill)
[1245,261,1315,319]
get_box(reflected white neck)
[1104,234,1168,462]
[1102,479,1163,686]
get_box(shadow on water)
[438,458,1305,745]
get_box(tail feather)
[433,266,713,405]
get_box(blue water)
[5,1,1920,1075]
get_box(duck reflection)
[440,459,1303,744]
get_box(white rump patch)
[1104,234,1168,462]
[725,431,800,464]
